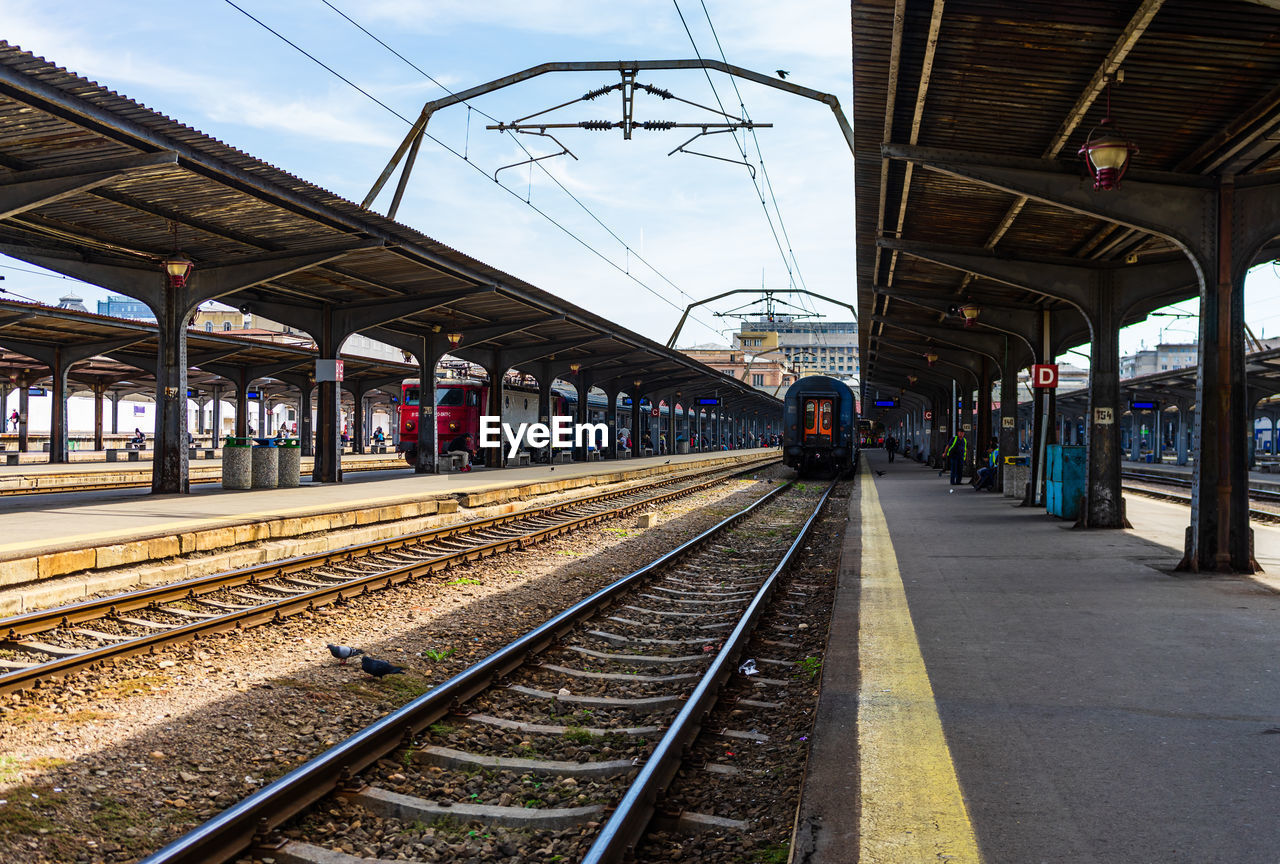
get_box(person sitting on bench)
[128,428,146,449]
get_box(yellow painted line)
[859,470,983,863]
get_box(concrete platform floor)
[5,448,775,561]
[800,450,1280,863]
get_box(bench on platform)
[515,452,531,467]
[642,447,654,457]
[553,451,574,464]
[439,452,469,472]
[189,448,217,460]
[587,451,601,461]
[4,453,18,466]
[371,444,388,454]
[618,448,631,459]
[106,450,140,462]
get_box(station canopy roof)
[0,299,417,400]
[0,42,776,413]
[853,0,1280,398]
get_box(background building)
[739,318,859,382]
[1120,342,1197,379]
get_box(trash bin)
[1003,455,1030,499]
[251,438,279,489]
[221,437,252,489]
[277,439,301,488]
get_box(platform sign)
[621,397,632,406]
[1130,400,1157,411]
[1095,407,1114,425]
[873,399,898,408]
[315,358,343,382]
[923,410,933,420]
[246,390,260,400]
[651,405,660,417]
[26,387,46,396]
[697,397,720,406]
[1031,364,1059,389]
[1002,416,1016,429]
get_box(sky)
[1,0,1278,365]
[0,0,858,350]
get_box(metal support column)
[93,383,106,451]
[313,312,343,483]
[484,359,505,468]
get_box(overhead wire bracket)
[492,130,579,184]
[668,127,757,178]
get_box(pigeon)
[776,69,790,79]
[875,470,885,477]
[664,459,671,464]
[327,644,364,665]
[361,655,405,678]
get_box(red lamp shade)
[569,362,581,374]
[163,254,193,289]
[959,303,981,328]
[925,351,939,367]
[1079,119,1137,191]
[446,331,463,349]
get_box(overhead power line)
[220,0,723,341]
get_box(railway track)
[1121,468,1280,523]
[132,474,835,864]
[0,457,777,694]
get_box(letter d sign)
[1031,364,1059,389]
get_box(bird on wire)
[776,69,790,79]
[361,656,405,678]
[327,644,364,665]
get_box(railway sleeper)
[505,683,683,713]
[355,785,605,830]
[410,745,637,779]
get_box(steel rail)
[1121,483,1280,524]
[0,458,776,693]
[136,477,800,864]
[581,479,837,864]
[1121,468,1280,503]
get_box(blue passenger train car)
[782,375,858,477]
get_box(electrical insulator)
[579,120,614,130]
[642,85,674,100]
[640,121,676,130]
[582,86,613,101]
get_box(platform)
[0,451,409,494]
[799,450,1280,863]
[0,448,777,598]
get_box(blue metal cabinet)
[1046,444,1087,519]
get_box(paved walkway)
[5,448,774,559]
[802,450,1280,863]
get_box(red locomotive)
[397,378,564,464]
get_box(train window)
[404,388,419,406]
[467,391,480,407]
[804,399,816,432]
[820,401,832,433]
[436,389,464,407]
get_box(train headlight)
[449,422,458,432]
[406,420,415,431]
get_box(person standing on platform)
[944,428,968,485]
[8,410,17,432]
[886,435,898,463]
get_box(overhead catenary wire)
[674,0,850,376]
[316,0,723,340]
[220,0,723,341]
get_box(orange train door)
[802,397,834,446]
